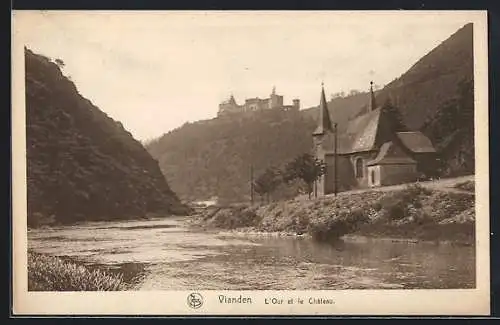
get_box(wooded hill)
[146,23,475,203]
[146,109,316,203]
[25,48,188,226]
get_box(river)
[28,217,475,290]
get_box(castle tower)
[293,99,300,110]
[269,85,283,109]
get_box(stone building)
[313,82,437,195]
[217,87,300,116]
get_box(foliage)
[422,78,475,176]
[147,109,316,203]
[54,58,65,68]
[307,207,368,242]
[376,183,433,222]
[25,48,188,226]
[253,167,282,203]
[197,180,474,244]
[283,153,326,199]
[28,252,126,291]
[202,206,261,229]
[381,97,407,132]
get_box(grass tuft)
[28,252,126,291]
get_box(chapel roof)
[312,84,334,136]
[316,81,436,156]
[322,106,389,154]
[396,131,436,153]
[366,141,417,166]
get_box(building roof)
[396,131,436,153]
[366,141,417,166]
[313,85,334,136]
[323,107,388,154]
[317,82,434,156]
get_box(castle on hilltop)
[217,87,300,117]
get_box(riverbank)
[192,183,475,245]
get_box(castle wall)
[218,91,297,116]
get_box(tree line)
[252,153,326,203]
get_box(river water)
[28,217,475,290]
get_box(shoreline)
[193,182,475,246]
[211,227,473,246]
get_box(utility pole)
[334,122,338,196]
[250,164,254,205]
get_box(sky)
[14,11,473,141]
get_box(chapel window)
[355,158,363,178]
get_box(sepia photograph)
[12,10,489,315]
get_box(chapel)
[313,82,437,195]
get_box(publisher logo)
[187,292,203,309]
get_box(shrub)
[28,252,125,291]
[377,184,432,221]
[308,207,368,242]
[208,206,260,229]
[422,191,474,222]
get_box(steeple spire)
[369,81,377,111]
[313,82,333,136]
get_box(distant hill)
[25,48,188,226]
[147,23,474,202]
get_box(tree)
[283,153,326,199]
[349,89,361,96]
[253,167,282,203]
[382,97,406,132]
[54,58,65,68]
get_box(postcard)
[12,10,490,316]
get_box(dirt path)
[303,175,474,200]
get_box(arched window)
[355,158,363,178]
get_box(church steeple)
[369,81,377,112]
[313,82,333,136]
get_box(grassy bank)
[193,183,475,245]
[28,252,128,291]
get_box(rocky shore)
[192,182,475,245]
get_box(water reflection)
[28,217,475,290]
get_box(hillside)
[25,48,188,226]
[147,23,474,202]
[304,23,473,131]
[146,110,316,203]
